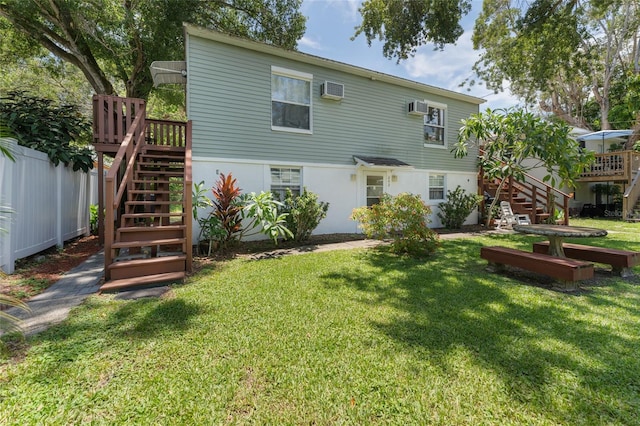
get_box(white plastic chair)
[496,201,531,229]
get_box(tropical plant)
[238,192,292,244]
[0,295,29,335]
[211,173,243,249]
[280,188,329,242]
[351,193,439,257]
[0,91,93,172]
[193,176,293,253]
[454,108,594,226]
[437,186,482,229]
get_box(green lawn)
[1,218,639,424]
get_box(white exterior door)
[365,174,385,207]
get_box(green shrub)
[351,193,439,257]
[89,204,99,235]
[437,186,482,229]
[0,91,93,172]
[280,188,329,242]
[238,191,292,244]
[192,175,293,254]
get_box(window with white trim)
[271,66,312,133]
[270,167,301,199]
[429,174,445,200]
[423,102,446,146]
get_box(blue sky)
[298,0,520,110]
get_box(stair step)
[135,170,184,177]
[129,189,182,195]
[117,225,186,241]
[122,212,185,218]
[125,200,183,206]
[100,271,186,293]
[108,255,186,280]
[143,146,185,155]
[112,237,185,250]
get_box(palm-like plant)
[0,295,30,335]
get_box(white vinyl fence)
[1,138,95,273]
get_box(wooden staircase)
[92,95,192,292]
[480,174,570,225]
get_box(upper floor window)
[429,174,445,200]
[271,167,301,200]
[271,66,312,133]
[424,102,447,147]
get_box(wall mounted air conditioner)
[408,100,428,115]
[320,81,344,100]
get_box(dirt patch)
[0,235,101,301]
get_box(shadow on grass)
[321,237,640,423]
[24,296,202,381]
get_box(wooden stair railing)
[481,173,571,225]
[104,108,147,280]
[95,94,192,291]
[623,170,640,221]
[478,148,571,224]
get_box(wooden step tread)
[112,238,185,249]
[126,200,184,206]
[109,254,186,269]
[100,272,186,293]
[136,170,184,176]
[129,189,182,194]
[118,225,186,232]
[122,212,185,218]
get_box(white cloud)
[303,0,360,22]
[299,36,323,51]
[402,32,479,87]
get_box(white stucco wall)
[191,156,478,242]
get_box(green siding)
[187,35,479,172]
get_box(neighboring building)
[184,24,485,233]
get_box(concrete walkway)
[3,230,487,337]
[3,251,104,337]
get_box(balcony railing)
[579,151,640,181]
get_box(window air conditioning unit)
[320,81,344,100]
[408,100,428,115]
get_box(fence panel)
[0,138,92,273]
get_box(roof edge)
[183,23,486,106]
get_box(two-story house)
[184,24,485,233]
[91,25,486,290]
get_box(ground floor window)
[429,174,445,200]
[270,167,301,199]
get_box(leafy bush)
[211,173,243,248]
[280,188,329,242]
[0,91,93,172]
[437,186,482,229]
[192,174,293,254]
[351,193,439,257]
[238,192,292,244]
[89,204,99,235]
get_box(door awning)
[353,155,413,169]
[150,61,187,87]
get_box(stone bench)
[481,246,594,290]
[533,241,640,277]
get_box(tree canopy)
[0,0,306,99]
[454,108,593,190]
[472,0,640,133]
[354,0,472,60]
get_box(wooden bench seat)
[481,246,594,287]
[533,241,640,277]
